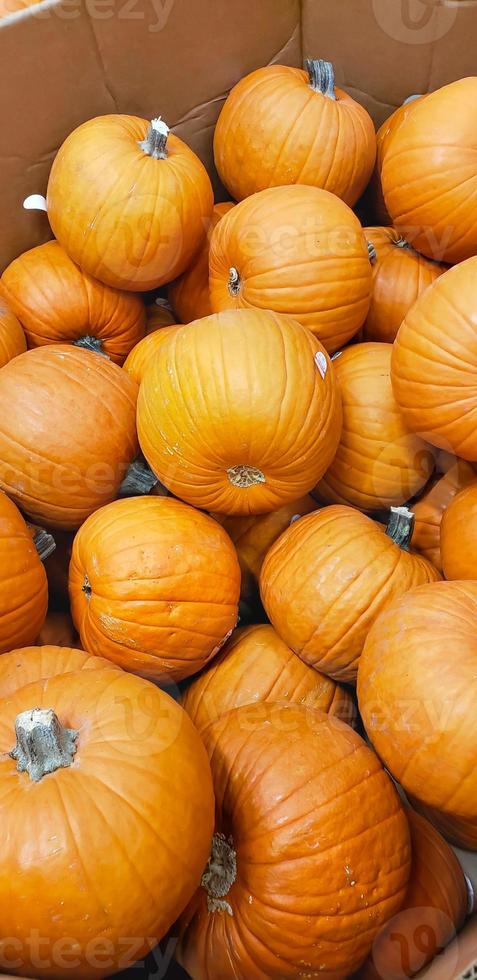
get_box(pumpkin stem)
[201,833,237,916]
[393,236,410,249]
[305,59,336,100]
[386,506,415,551]
[73,335,109,358]
[227,465,266,489]
[367,241,377,263]
[138,117,170,160]
[31,527,56,562]
[10,708,79,782]
[82,575,92,600]
[228,267,242,297]
[119,457,159,497]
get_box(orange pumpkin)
[209,184,372,353]
[0,345,138,529]
[363,227,446,344]
[178,704,411,979]
[0,491,48,653]
[138,309,342,514]
[441,483,477,580]
[0,297,26,368]
[260,505,440,683]
[358,580,477,850]
[381,78,477,263]
[316,343,434,510]
[1,241,146,364]
[123,324,182,385]
[217,495,317,604]
[391,259,477,460]
[0,668,214,977]
[358,808,469,980]
[47,115,214,291]
[145,298,176,333]
[367,96,424,226]
[69,495,240,682]
[412,461,476,571]
[214,60,376,207]
[169,202,235,322]
[0,644,119,698]
[408,801,477,852]
[36,610,78,648]
[182,623,357,731]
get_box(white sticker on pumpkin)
[23,194,47,212]
[314,351,328,379]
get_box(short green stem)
[386,506,415,551]
[306,59,336,99]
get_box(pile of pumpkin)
[0,59,476,980]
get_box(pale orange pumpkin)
[137,309,342,514]
[214,60,376,207]
[169,202,235,322]
[123,324,182,385]
[441,483,477,580]
[366,96,424,226]
[0,644,119,699]
[47,115,214,291]
[209,184,372,353]
[0,297,26,368]
[411,461,476,571]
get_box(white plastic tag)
[23,194,47,212]
[314,351,328,379]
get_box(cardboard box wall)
[0,0,477,976]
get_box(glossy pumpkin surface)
[260,505,440,683]
[123,324,182,385]
[412,461,476,571]
[209,184,372,353]
[69,496,240,682]
[0,345,138,529]
[178,704,411,979]
[441,483,477,580]
[169,202,235,322]
[0,491,48,653]
[0,297,26,368]
[138,309,342,515]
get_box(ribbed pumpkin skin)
[169,202,235,322]
[47,115,214,291]
[0,297,26,368]
[177,704,411,980]
[409,800,477,851]
[214,64,376,206]
[358,580,477,849]
[0,346,138,529]
[358,808,468,980]
[209,185,372,354]
[0,644,119,698]
[367,97,424,226]
[217,495,317,603]
[138,309,342,515]
[382,79,477,263]
[69,496,240,682]
[363,227,446,344]
[441,483,477,580]
[412,461,476,571]
[316,344,434,510]
[0,492,48,653]
[182,624,357,732]
[0,668,214,978]
[145,300,176,333]
[123,324,182,386]
[1,241,146,364]
[391,259,477,459]
[36,611,79,648]
[260,506,440,683]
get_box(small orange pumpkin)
[123,323,182,385]
[0,492,49,654]
[366,96,424,226]
[209,184,372,353]
[47,115,214,291]
[363,227,446,344]
[0,297,26,368]
[1,241,146,363]
[316,343,434,510]
[411,461,476,571]
[441,482,477,580]
[145,298,176,333]
[182,624,357,732]
[0,645,119,699]
[260,505,440,683]
[214,60,376,206]
[169,202,235,322]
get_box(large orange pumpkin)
[0,668,214,978]
[36,611,79,648]
[381,78,477,263]
[47,115,214,291]
[0,345,138,529]
[214,60,376,207]
[69,495,240,682]
[1,241,146,364]
[177,704,411,979]
[138,309,342,514]
[123,324,182,386]
[391,259,477,460]
[182,623,357,732]
[363,227,446,344]
[412,461,476,571]
[169,202,235,322]
[217,495,317,604]
[316,343,434,510]
[260,505,440,683]
[209,184,372,353]
[0,491,49,653]
[0,644,119,698]
[358,808,469,980]
[358,580,477,850]
[0,297,26,368]
[366,96,423,226]
[145,298,176,333]
[441,483,477,580]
